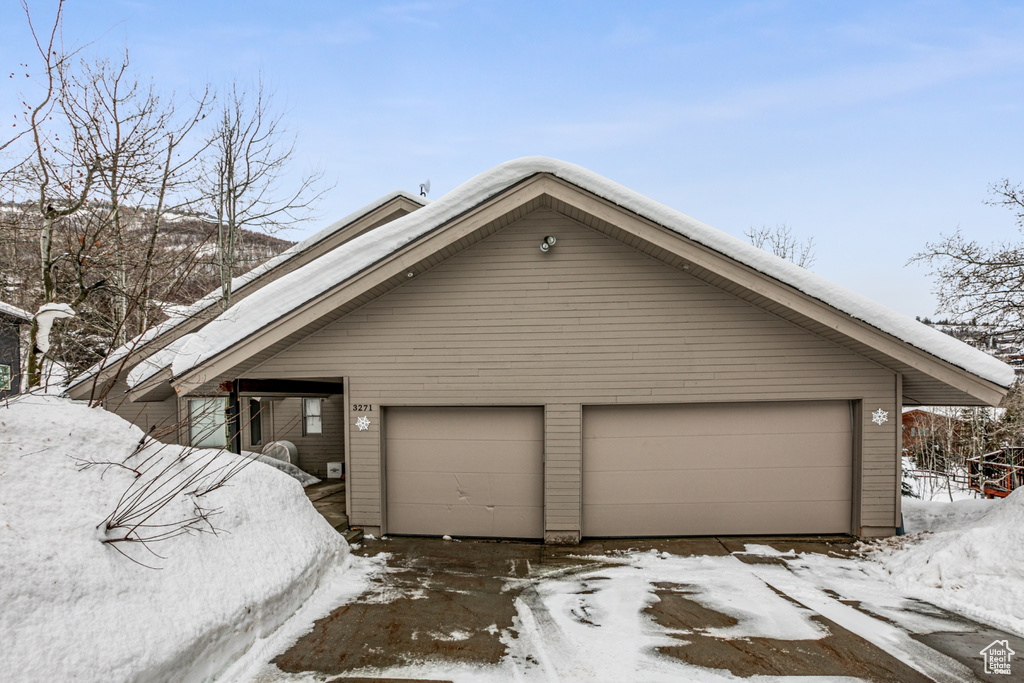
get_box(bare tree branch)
[744,223,816,269]
[203,76,329,310]
[910,180,1024,327]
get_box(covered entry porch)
[200,378,346,479]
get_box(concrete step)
[304,480,360,542]
[312,497,347,513]
[305,481,346,502]
[318,507,349,529]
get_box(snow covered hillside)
[0,395,348,682]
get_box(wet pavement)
[269,536,1019,682]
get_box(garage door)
[583,402,852,537]
[385,406,544,539]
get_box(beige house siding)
[102,377,182,443]
[545,403,582,543]
[247,207,899,537]
[104,388,343,476]
[243,395,345,477]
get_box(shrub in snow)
[867,492,1024,637]
[0,395,348,682]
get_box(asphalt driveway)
[265,536,1018,682]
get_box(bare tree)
[1,1,101,388]
[911,180,1024,328]
[744,224,816,269]
[203,78,327,310]
[1,2,216,387]
[60,54,214,344]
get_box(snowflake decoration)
[355,415,371,431]
[871,408,889,426]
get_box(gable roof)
[129,157,1014,405]
[0,301,32,322]
[65,190,427,399]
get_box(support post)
[227,381,242,454]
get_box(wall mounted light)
[540,235,557,252]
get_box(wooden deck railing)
[966,447,1024,498]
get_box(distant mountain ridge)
[0,200,296,374]
[0,200,296,314]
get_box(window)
[249,398,263,447]
[189,397,228,448]
[303,398,323,435]
[0,364,10,391]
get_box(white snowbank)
[69,190,426,393]
[0,395,348,682]
[901,496,993,533]
[218,554,387,682]
[869,492,1024,636]
[150,157,1013,390]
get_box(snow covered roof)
[68,190,427,393]
[132,157,1015,392]
[0,301,31,321]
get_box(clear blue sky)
[3,1,1024,319]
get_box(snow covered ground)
[0,394,355,682]
[249,540,1007,682]
[871,493,1024,637]
[3,393,1019,681]
[902,456,981,502]
[243,494,1022,682]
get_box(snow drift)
[870,493,1024,637]
[0,395,347,682]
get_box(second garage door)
[583,401,852,537]
[385,406,544,539]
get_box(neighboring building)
[65,190,428,456]
[901,408,951,455]
[0,301,31,399]
[77,158,1015,543]
[921,319,1024,377]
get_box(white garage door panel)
[589,467,851,504]
[387,407,542,440]
[387,472,542,506]
[583,401,852,536]
[385,406,543,539]
[584,432,853,471]
[585,501,851,537]
[387,438,539,473]
[386,504,543,538]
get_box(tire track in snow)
[747,563,978,683]
[508,584,601,682]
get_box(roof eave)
[128,366,176,402]
[166,170,1013,406]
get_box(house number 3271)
[352,404,374,411]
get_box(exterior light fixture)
[407,272,414,278]
[540,235,557,252]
